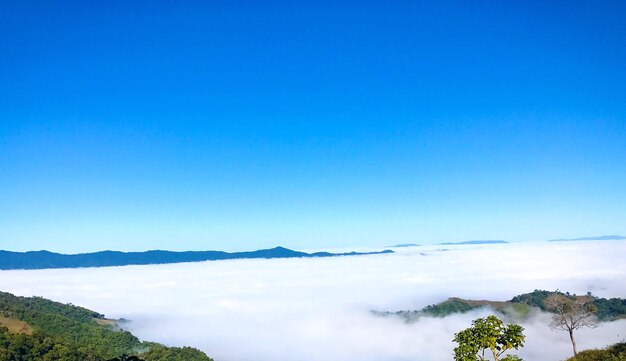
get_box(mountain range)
[438,240,509,245]
[547,235,626,242]
[0,246,393,270]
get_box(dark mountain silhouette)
[389,243,420,248]
[0,246,393,270]
[547,235,626,242]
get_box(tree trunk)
[491,350,498,361]
[569,329,577,355]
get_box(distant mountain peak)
[438,240,508,245]
[547,235,626,242]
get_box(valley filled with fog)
[1,241,624,361]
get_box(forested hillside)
[377,290,626,322]
[0,291,212,361]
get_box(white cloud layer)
[1,241,625,361]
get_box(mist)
[1,241,624,361]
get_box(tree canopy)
[453,315,525,361]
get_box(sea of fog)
[1,241,625,361]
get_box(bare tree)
[546,293,598,356]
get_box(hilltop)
[0,246,393,270]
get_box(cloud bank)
[1,241,625,361]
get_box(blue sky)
[1,1,625,252]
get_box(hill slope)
[0,291,212,360]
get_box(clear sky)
[1,1,625,252]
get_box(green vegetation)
[512,290,626,321]
[0,326,102,360]
[564,342,626,361]
[422,298,480,317]
[382,297,528,322]
[592,298,626,321]
[2,288,623,360]
[509,289,553,310]
[381,290,626,323]
[452,315,625,361]
[140,345,213,361]
[453,315,525,361]
[376,290,625,360]
[0,291,212,361]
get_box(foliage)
[422,298,479,317]
[500,356,523,361]
[564,342,626,361]
[509,289,555,311]
[0,291,140,359]
[385,290,626,324]
[141,344,213,361]
[0,291,213,361]
[107,356,143,361]
[0,326,102,360]
[591,297,626,321]
[453,315,525,361]
[511,289,626,322]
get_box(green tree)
[453,315,525,361]
[141,344,213,361]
